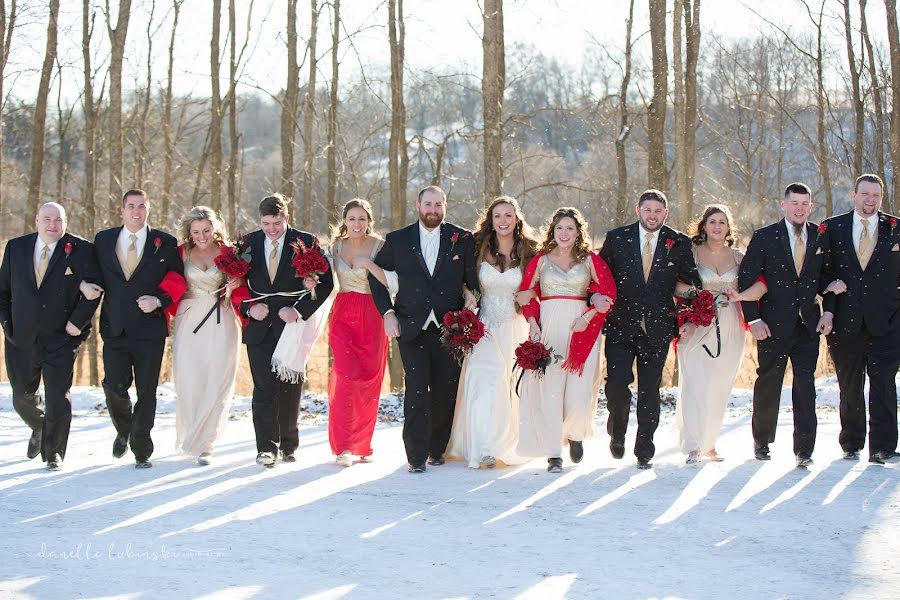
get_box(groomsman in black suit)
[819,174,900,464]
[92,190,183,468]
[738,182,834,468]
[241,193,333,467]
[0,203,101,470]
[369,185,479,473]
[599,189,702,469]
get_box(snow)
[1,379,898,599]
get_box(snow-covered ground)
[1,379,898,600]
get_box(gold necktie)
[125,234,139,279]
[268,240,279,283]
[858,219,873,270]
[642,232,654,282]
[35,245,49,286]
[793,229,805,275]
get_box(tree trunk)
[301,0,319,230]
[282,0,299,205]
[161,0,181,230]
[388,0,408,229]
[481,0,505,205]
[26,0,59,229]
[812,1,833,216]
[326,0,340,226]
[614,0,635,226]
[0,0,18,237]
[885,0,900,209]
[209,0,224,214]
[83,0,99,386]
[843,0,864,176]
[647,0,668,190]
[134,0,155,190]
[682,0,700,223]
[860,0,887,208]
[227,0,240,230]
[672,0,684,223]
[106,0,133,223]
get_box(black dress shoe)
[609,439,625,460]
[26,430,42,460]
[281,451,296,463]
[868,450,898,464]
[256,452,276,467]
[112,433,128,459]
[46,453,62,471]
[135,459,153,469]
[547,457,563,473]
[754,445,771,461]
[408,462,426,473]
[569,440,584,464]
[796,455,813,468]
[636,457,652,470]
[843,450,860,460]
[427,456,445,466]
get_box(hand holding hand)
[463,289,478,311]
[591,294,613,313]
[136,295,160,313]
[279,307,300,323]
[384,312,401,338]
[80,281,104,301]
[825,279,847,295]
[65,321,81,337]
[514,289,537,307]
[249,303,269,321]
[749,320,771,341]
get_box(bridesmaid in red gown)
[327,199,391,467]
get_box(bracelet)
[580,315,590,324]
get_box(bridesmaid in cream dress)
[515,208,615,473]
[447,196,538,468]
[172,207,245,465]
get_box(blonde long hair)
[179,206,227,248]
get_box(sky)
[2,0,892,104]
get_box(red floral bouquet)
[290,238,330,299]
[214,238,251,280]
[440,309,486,363]
[514,339,560,377]
[676,288,716,328]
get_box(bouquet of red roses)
[440,309,486,363]
[676,288,716,328]
[214,238,251,280]
[514,339,560,377]
[290,238,330,299]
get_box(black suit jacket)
[820,211,900,336]
[240,228,334,346]
[369,222,479,342]
[94,226,183,340]
[739,219,826,338]
[598,223,701,345]
[0,232,101,347]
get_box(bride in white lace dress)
[676,205,763,464]
[447,197,538,468]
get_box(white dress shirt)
[419,222,441,329]
[34,238,58,272]
[118,225,148,263]
[852,213,877,253]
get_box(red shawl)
[164,243,250,327]
[519,251,617,375]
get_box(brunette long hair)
[471,196,538,272]
[690,204,737,247]
[538,207,592,262]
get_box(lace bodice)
[182,250,226,299]
[694,248,740,294]
[478,262,523,328]
[536,258,591,297]
[332,239,381,294]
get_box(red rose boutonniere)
[153,236,162,254]
[665,238,675,257]
[889,217,898,232]
[64,242,73,258]
[816,223,827,241]
[450,231,460,252]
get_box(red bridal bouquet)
[440,309,486,363]
[514,339,561,377]
[214,239,251,280]
[676,288,716,328]
[290,238,329,299]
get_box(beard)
[419,212,443,229]
[640,219,663,232]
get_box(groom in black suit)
[369,185,479,473]
[241,193,333,467]
[819,174,900,464]
[93,189,183,468]
[0,203,101,469]
[599,189,702,469]
[738,182,832,467]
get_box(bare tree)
[326,0,340,225]
[226,0,244,229]
[105,0,132,220]
[860,0,887,208]
[209,0,224,213]
[0,0,18,233]
[301,0,319,229]
[160,0,182,229]
[481,0,505,205]
[886,0,900,208]
[613,0,636,226]
[282,0,300,203]
[842,0,864,176]
[83,0,100,385]
[681,0,700,222]
[26,0,59,228]
[647,0,668,190]
[387,0,409,229]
